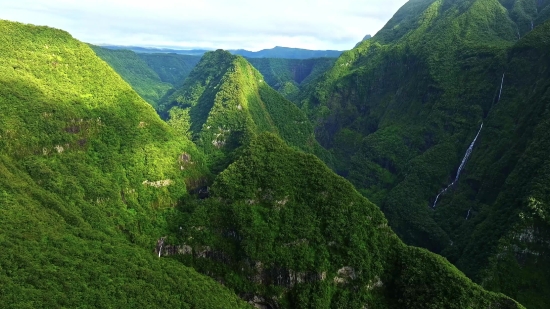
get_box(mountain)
[298,0,550,307]
[354,34,372,48]
[2,0,549,306]
[93,47,334,101]
[0,19,249,308]
[90,45,173,108]
[246,57,336,98]
[231,46,343,59]
[158,50,331,172]
[100,45,212,55]
[137,53,202,86]
[163,133,522,309]
[101,45,344,59]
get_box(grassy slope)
[90,45,173,108]
[166,133,523,309]
[298,0,550,307]
[0,19,248,308]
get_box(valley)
[1,0,550,308]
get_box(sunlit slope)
[159,50,331,171]
[90,45,173,108]
[0,19,248,308]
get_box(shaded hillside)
[163,133,522,309]
[298,0,550,307]
[137,53,202,86]
[0,20,249,308]
[247,58,336,98]
[90,45,172,108]
[159,50,331,172]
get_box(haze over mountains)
[1,0,550,308]
[101,45,344,59]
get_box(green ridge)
[0,19,248,308]
[160,50,331,172]
[90,45,173,108]
[297,0,550,307]
[137,53,202,86]
[166,133,523,309]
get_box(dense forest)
[2,0,550,308]
[91,46,337,108]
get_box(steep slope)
[0,20,248,308]
[137,53,202,86]
[247,57,336,98]
[159,50,330,172]
[298,0,550,307]
[90,45,173,108]
[163,133,523,309]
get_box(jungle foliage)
[0,19,248,309]
[90,45,173,108]
[2,0,550,307]
[158,50,331,172]
[296,0,550,307]
[165,133,523,309]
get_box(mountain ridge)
[101,45,344,59]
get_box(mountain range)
[101,45,344,59]
[2,0,550,308]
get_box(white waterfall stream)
[432,123,483,208]
[466,208,471,220]
[498,74,505,103]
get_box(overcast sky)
[0,0,408,51]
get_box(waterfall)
[466,208,471,220]
[156,237,166,258]
[497,74,504,103]
[432,123,483,208]
[531,21,534,31]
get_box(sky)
[0,0,409,51]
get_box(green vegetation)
[159,50,331,172]
[137,53,202,86]
[0,19,249,308]
[165,133,522,309]
[247,58,336,99]
[297,0,550,307]
[2,0,549,306]
[90,45,172,108]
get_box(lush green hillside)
[247,58,336,99]
[0,19,249,308]
[137,53,202,86]
[159,50,331,172]
[298,0,550,307]
[163,133,522,309]
[90,45,172,108]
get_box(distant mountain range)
[101,45,344,59]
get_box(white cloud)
[0,0,409,50]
